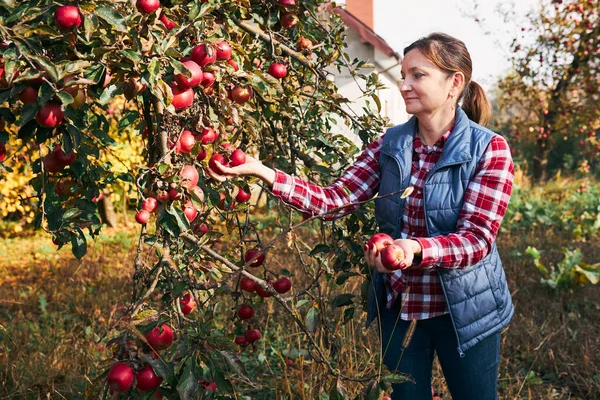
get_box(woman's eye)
[414,73,424,78]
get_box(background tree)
[490,0,599,181]
[0,0,404,397]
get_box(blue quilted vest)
[367,109,514,356]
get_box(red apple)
[196,147,207,161]
[190,43,216,68]
[255,283,273,298]
[237,304,255,320]
[0,142,6,162]
[36,103,64,128]
[228,58,239,71]
[183,201,198,222]
[273,277,291,294]
[234,336,249,347]
[176,130,196,153]
[136,209,150,224]
[43,152,64,173]
[53,145,75,166]
[55,180,78,197]
[366,233,394,254]
[18,86,38,104]
[278,0,296,5]
[193,222,209,236]
[199,127,218,144]
[245,329,262,343]
[170,83,194,110]
[156,190,169,203]
[136,0,160,14]
[268,63,287,79]
[54,5,82,31]
[107,363,134,393]
[200,71,215,88]
[235,188,251,203]
[159,13,177,30]
[230,86,253,104]
[141,197,158,213]
[92,192,105,203]
[180,292,197,315]
[145,324,174,350]
[240,277,256,292]
[215,40,233,60]
[174,60,202,89]
[281,13,299,28]
[179,165,199,188]
[244,248,265,268]
[136,364,163,393]
[229,149,246,166]
[209,153,229,172]
[379,244,406,271]
[169,188,182,200]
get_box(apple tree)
[491,0,599,181]
[0,0,403,398]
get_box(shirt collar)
[414,126,454,153]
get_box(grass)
[0,219,598,399]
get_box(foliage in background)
[489,0,599,181]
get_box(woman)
[209,32,514,400]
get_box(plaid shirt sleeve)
[414,135,514,269]
[271,136,383,221]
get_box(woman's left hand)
[364,238,422,273]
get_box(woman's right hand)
[206,155,276,186]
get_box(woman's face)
[400,49,459,118]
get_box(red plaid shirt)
[271,129,514,320]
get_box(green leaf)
[70,228,87,259]
[63,208,82,221]
[332,293,354,308]
[56,91,74,106]
[382,371,415,385]
[118,110,140,129]
[66,124,82,151]
[575,264,600,284]
[120,49,142,64]
[98,84,121,105]
[310,243,331,256]
[305,305,318,333]
[19,104,38,127]
[177,358,198,400]
[329,380,348,400]
[84,14,99,42]
[95,6,128,32]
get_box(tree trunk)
[98,195,118,227]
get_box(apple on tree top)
[54,5,82,32]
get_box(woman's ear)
[451,72,465,96]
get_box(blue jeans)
[380,305,501,400]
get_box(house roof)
[331,6,400,61]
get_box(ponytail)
[461,81,492,127]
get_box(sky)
[374,0,541,92]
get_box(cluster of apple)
[106,323,174,396]
[365,233,407,271]
[231,249,293,348]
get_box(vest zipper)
[422,172,466,358]
[437,275,466,358]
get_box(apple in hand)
[229,149,246,166]
[379,243,406,271]
[365,233,394,254]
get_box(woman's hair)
[404,32,492,126]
